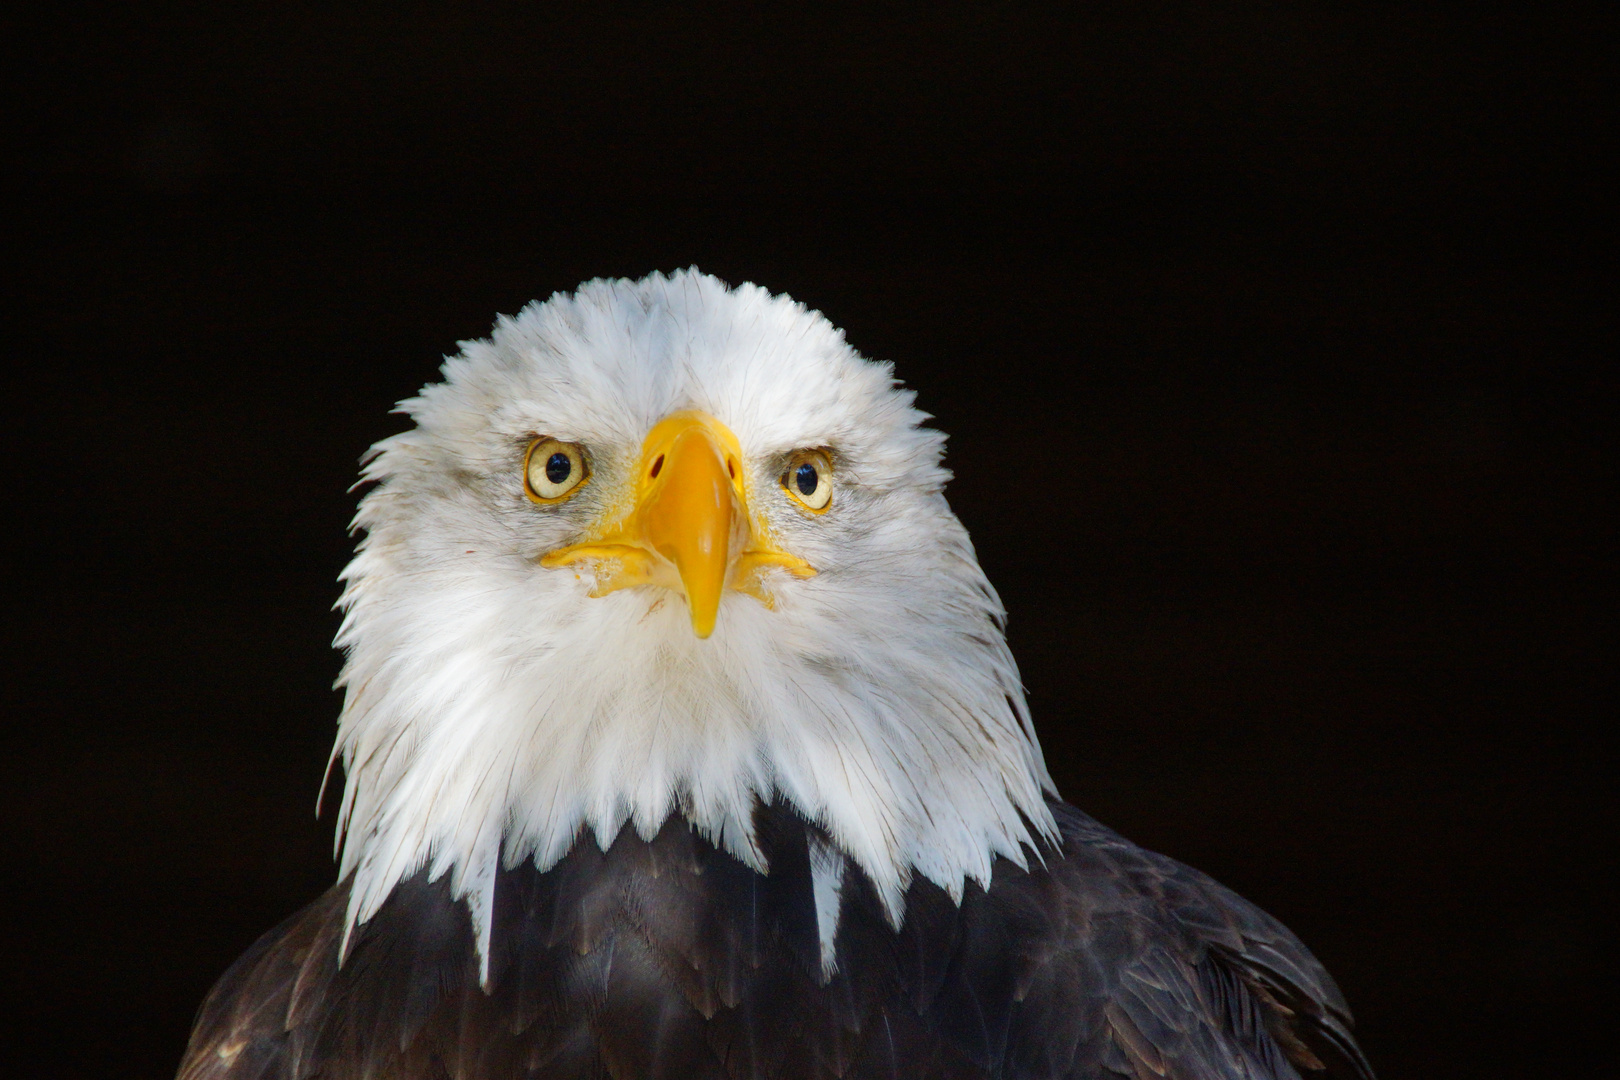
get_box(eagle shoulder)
[1003,800,1376,1080]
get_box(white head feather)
[330,269,1058,970]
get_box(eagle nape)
[177,270,1373,1080]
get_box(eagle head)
[330,270,1056,964]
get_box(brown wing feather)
[179,887,347,1080]
[1045,802,1374,1080]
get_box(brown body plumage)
[181,800,1371,1080]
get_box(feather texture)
[180,800,1371,1080]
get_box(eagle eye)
[524,438,589,503]
[780,449,833,513]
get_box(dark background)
[3,4,1612,1078]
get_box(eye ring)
[523,438,589,504]
[780,449,833,513]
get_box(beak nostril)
[650,454,664,479]
[727,457,737,480]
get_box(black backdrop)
[3,5,1611,1078]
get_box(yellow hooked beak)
[539,411,815,638]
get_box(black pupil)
[794,462,818,496]
[545,452,572,485]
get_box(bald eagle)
[178,271,1373,1080]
